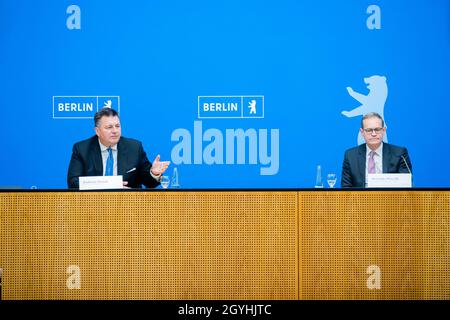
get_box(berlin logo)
[52,96,120,119]
[198,95,264,119]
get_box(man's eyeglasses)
[363,127,384,134]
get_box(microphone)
[401,154,413,187]
[401,155,412,174]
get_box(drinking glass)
[160,176,170,189]
[327,173,337,188]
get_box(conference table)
[0,188,449,300]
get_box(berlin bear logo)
[341,75,388,145]
[248,100,257,114]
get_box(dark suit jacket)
[341,143,412,188]
[67,136,160,189]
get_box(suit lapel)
[90,136,103,175]
[382,143,390,173]
[117,138,127,176]
[357,144,366,182]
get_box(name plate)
[79,176,123,190]
[367,173,412,188]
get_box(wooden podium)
[1,189,449,300]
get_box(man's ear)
[94,127,99,136]
[359,128,364,135]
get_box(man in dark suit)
[341,112,412,188]
[67,108,170,189]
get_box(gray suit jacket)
[341,143,412,188]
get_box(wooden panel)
[1,190,449,300]
[299,191,450,300]
[0,191,298,300]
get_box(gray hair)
[361,112,385,128]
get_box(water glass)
[161,176,170,189]
[327,173,337,188]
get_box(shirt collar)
[98,139,118,152]
[366,142,383,156]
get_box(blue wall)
[1,0,449,189]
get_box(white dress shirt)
[98,141,118,176]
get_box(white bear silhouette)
[341,75,388,145]
[103,100,112,108]
[248,99,257,114]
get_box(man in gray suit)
[341,112,412,188]
[67,108,170,189]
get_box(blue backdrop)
[1,0,449,189]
